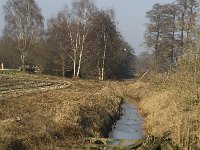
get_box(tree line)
[0,0,136,80]
[144,0,200,73]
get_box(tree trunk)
[73,32,79,78]
[101,49,106,80]
[21,53,26,72]
[76,34,85,78]
[97,60,101,80]
[73,58,76,78]
[62,65,65,77]
[172,13,176,63]
[77,50,83,78]
[61,56,65,77]
[153,25,160,72]
[100,32,107,81]
[181,12,186,48]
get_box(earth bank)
[122,76,200,150]
[0,72,123,149]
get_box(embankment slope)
[123,74,200,150]
[0,72,122,149]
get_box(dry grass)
[0,72,122,149]
[123,72,200,150]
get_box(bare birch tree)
[93,10,114,80]
[47,9,71,77]
[44,0,136,79]
[71,0,96,78]
[3,0,44,71]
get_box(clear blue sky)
[0,0,175,55]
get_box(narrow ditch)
[88,101,180,149]
[108,102,144,145]
[106,102,179,150]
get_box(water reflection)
[108,102,144,145]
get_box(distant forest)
[138,0,200,74]
[0,0,136,80]
[1,0,199,79]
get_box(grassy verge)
[0,72,123,149]
[123,72,200,150]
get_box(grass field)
[0,71,70,99]
[0,71,123,149]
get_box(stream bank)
[0,75,124,150]
[120,81,183,150]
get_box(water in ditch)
[108,102,144,145]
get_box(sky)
[0,0,175,55]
